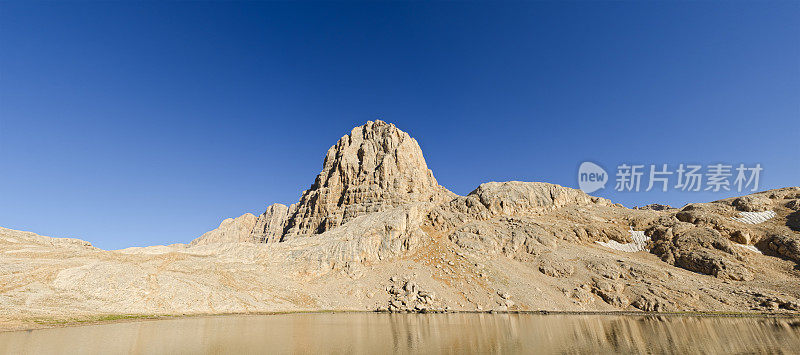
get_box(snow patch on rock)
[735,243,763,254]
[732,210,776,224]
[596,228,650,252]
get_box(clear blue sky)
[1,2,798,249]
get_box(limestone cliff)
[281,120,454,240]
[251,203,289,243]
[192,120,454,245]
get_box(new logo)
[578,162,608,194]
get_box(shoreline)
[4,309,800,333]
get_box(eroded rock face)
[732,196,771,212]
[469,181,602,216]
[190,213,258,246]
[281,120,454,240]
[432,182,619,259]
[192,120,454,246]
[675,250,753,281]
[286,203,433,270]
[430,181,610,230]
[766,235,800,262]
[647,221,753,281]
[251,203,289,243]
[539,259,575,278]
[591,277,629,308]
[448,216,561,258]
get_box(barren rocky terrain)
[2,120,799,331]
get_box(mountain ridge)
[2,120,799,330]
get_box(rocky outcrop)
[538,258,575,278]
[732,196,771,212]
[430,181,610,231]
[281,120,454,240]
[192,120,454,246]
[634,204,674,211]
[379,277,445,313]
[428,181,624,259]
[251,203,289,243]
[647,221,754,281]
[468,181,604,216]
[286,203,433,270]
[674,250,753,281]
[591,277,630,308]
[766,235,800,262]
[0,227,94,249]
[190,213,257,246]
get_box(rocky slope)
[2,120,799,330]
[190,213,258,246]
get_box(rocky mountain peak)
[281,120,454,239]
[197,120,455,245]
[314,120,439,194]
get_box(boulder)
[732,196,770,212]
[766,235,800,262]
[675,250,753,281]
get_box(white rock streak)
[735,243,763,254]
[732,211,776,224]
[596,228,650,252]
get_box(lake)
[2,313,800,354]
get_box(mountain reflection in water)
[2,313,800,354]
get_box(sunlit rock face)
[251,203,289,243]
[280,120,454,240]
[193,120,454,245]
[191,213,257,246]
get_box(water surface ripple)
[2,313,800,354]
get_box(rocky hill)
[192,120,454,246]
[2,120,799,330]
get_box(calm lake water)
[2,313,800,354]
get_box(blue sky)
[1,2,798,249]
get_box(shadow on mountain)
[787,211,800,232]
